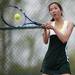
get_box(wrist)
[52,25,55,30]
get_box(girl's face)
[49,4,62,20]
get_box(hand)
[42,21,54,29]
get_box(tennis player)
[41,2,73,75]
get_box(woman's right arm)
[42,29,50,44]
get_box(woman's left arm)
[53,22,73,43]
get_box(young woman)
[41,2,73,75]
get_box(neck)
[55,17,64,26]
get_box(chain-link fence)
[0,0,75,75]
[0,29,45,75]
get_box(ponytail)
[51,18,55,21]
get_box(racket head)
[1,5,42,28]
[1,5,26,27]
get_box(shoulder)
[65,20,74,28]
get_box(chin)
[54,16,60,20]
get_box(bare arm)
[42,29,50,44]
[52,22,73,43]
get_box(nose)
[52,9,56,13]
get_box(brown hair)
[48,2,63,21]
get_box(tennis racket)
[1,5,43,28]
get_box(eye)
[50,8,53,11]
[50,7,58,11]
[54,7,58,10]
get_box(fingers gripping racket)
[1,5,42,28]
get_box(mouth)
[53,14,57,16]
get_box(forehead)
[50,4,59,8]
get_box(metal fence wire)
[0,29,45,75]
[0,0,75,75]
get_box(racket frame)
[1,5,42,28]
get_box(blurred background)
[0,0,75,75]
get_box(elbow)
[43,39,48,44]
[43,35,49,44]
[44,41,48,44]
[62,40,67,44]
[60,35,69,44]
[62,39,68,44]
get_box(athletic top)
[50,21,68,35]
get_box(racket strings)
[2,6,42,28]
[3,7,25,27]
